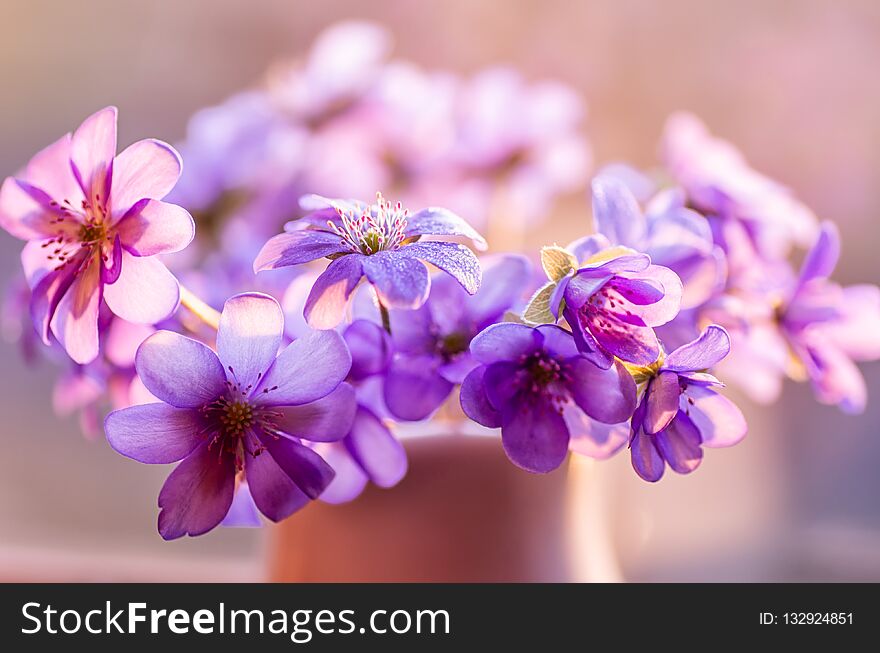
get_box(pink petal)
[49,258,102,364]
[23,132,82,203]
[70,107,117,201]
[103,252,180,324]
[110,139,182,216]
[0,177,57,240]
[115,199,194,256]
[683,385,747,448]
[217,292,283,390]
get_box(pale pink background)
[1,0,878,581]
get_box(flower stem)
[179,285,221,331]
[379,302,392,334]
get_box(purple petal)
[579,252,651,275]
[397,241,481,295]
[257,432,335,499]
[360,249,430,310]
[157,443,235,540]
[460,365,501,428]
[135,330,227,408]
[105,403,202,463]
[344,319,392,381]
[630,431,665,482]
[464,253,532,325]
[221,482,262,528]
[315,444,369,504]
[609,277,664,305]
[439,353,478,384]
[271,383,356,442]
[798,221,840,285]
[567,234,611,264]
[70,106,117,200]
[115,199,194,256]
[384,354,455,421]
[654,412,703,474]
[303,254,364,329]
[388,302,436,353]
[564,406,629,459]
[644,371,681,434]
[255,328,351,406]
[469,322,538,364]
[101,235,123,284]
[501,397,570,473]
[105,319,155,367]
[562,305,614,369]
[103,252,180,324]
[217,292,283,390]
[49,259,101,364]
[244,443,310,522]
[591,174,646,248]
[254,230,345,272]
[567,357,637,424]
[683,384,747,448]
[404,206,488,250]
[536,324,580,358]
[624,265,683,327]
[30,265,76,345]
[586,308,660,366]
[665,325,731,372]
[346,405,408,487]
[109,139,182,216]
[562,272,610,310]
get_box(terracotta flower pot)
[269,428,622,582]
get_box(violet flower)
[383,254,532,420]
[460,323,637,473]
[0,107,195,364]
[628,325,747,482]
[104,292,355,539]
[547,240,682,369]
[254,192,485,328]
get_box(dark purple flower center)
[439,331,470,360]
[328,192,408,255]
[41,195,115,273]
[515,352,569,411]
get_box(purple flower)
[254,192,486,328]
[590,171,726,310]
[104,292,355,539]
[0,107,195,364]
[383,254,532,420]
[552,240,682,368]
[629,325,747,482]
[315,319,408,503]
[460,323,637,473]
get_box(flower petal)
[135,330,227,408]
[567,233,611,264]
[220,482,262,528]
[398,241,481,295]
[404,206,487,249]
[344,319,392,381]
[22,132,81,204]
[501,397,570,473]
[105,403,203,464]
[460,365,501,428]
[244,443,310,522]
[644,371,681,434]
[255,328,351,406]
[315,444,369,504]
[257,432,335,499]
[115,199,194,256]
[664,324,731,372]
[361,250,430,310]
[303,254,364,329]
[683,384,747,448]
[798,221,840,285]
[156,446,234,541]
[217,292,283,390]
[384,353,454,421]
[586,309,660,366]
[49,258,101,364]
[103,252,180,324]
[654,412,703,474]
[254,230,346,272]
[0,177,57,240]
[30,265,77,345]
[630,431,665,482]
[469,322,539,364]
[271,383,356,442]
[567,357,637,424]
[624,265,683,326]
[346,405,408,488]
[565,407,630,460]
[70,106,117,200]
[591,174,646,248]
[465,253,532,325]
[109,139,182,216]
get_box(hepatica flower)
[628,325,746,482]
[460,323,637,473]
[104,293,355,539]
[254,192,485,328]
[0,107,194,364]
[384,254,532,420]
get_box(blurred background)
[1,0,879,581]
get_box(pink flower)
[0,107,194,364]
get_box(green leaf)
[541,245,578,282]
[522,282,558,325]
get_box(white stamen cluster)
[328,192,409,255]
